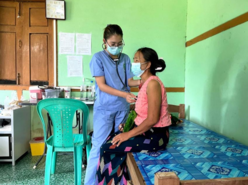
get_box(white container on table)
[64,87,71,99]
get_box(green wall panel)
[187,0,248,40]
[186,1,248,145]
[57,0,187,88]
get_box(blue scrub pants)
[84,108,129,185]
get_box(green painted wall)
[187,0,248,41]
[57,0,187,104]
[185,0,248,145]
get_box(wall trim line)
[186,12,248,47]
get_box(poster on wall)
[76,33,92,55]
[59,33,75,54]
[67,56,83,77]
[46,0,66,20]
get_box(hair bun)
[155,59,166,72]
[137,47,166,75]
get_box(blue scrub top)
[90,50,134,111]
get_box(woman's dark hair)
[137,47,166,75]
[103,24,123,40]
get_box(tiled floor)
[0,153,85,185]
[133,120,248,185]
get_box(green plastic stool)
[37,98,91,185]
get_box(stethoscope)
[103,49,130,93]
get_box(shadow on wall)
[203,31,248,145]
[220,62,248,142]
[203,53,233,134]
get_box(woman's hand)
[125,93,136,103]
[112,132,130,147]
[118,123,125,132]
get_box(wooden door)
[0,1,54,86]
[22,2,54,86]
[0,1,20,84]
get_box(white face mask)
[131,62,147,77]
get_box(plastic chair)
[37,98,91,185]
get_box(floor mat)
[133,120,248,185]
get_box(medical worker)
[84,24,141,185]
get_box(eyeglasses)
[107,40,125,47]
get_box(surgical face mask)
[131,62,147,77]
[107,44,123,55]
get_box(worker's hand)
[118,123,125,132]
[112,132,130,147]
[125,93,136,103]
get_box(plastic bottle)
[80,78,95,101]
[86,81,91,100]
[64,87,71,99]
[80,78,87,100]
[90,81,95,101]
[89,80,95,101]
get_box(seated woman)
[96,47,171,185]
